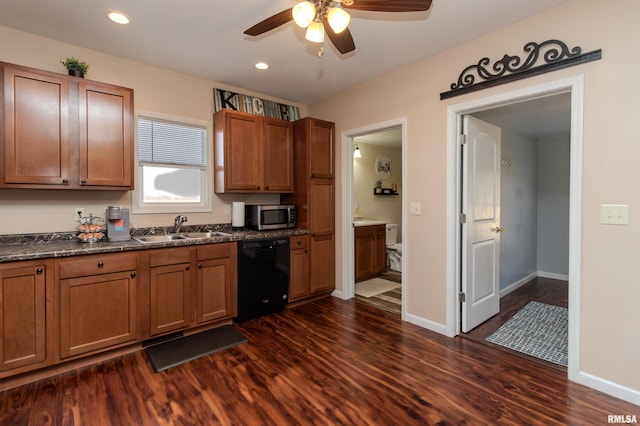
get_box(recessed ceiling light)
[254,62,270,70]
[107,11,130,25]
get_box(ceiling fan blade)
[342,0,432,12]
[323,16,356,54]
[244,8,293,36]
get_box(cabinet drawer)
[197,242,234,260]
[290,235,309,250]
[58,253,137,279]
[149,247,192,267]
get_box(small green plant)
[60,57,89,74]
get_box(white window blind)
[138,117,206,166]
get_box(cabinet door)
[196,257,234,323]
[309,233,335,294]
[289,235,310,301]
[354,227,375,282]
[78,82,133,188]
[263,118,293,192]
[0,263,49,372]
[2,66,70,186]
[219,111,262,192]
[308,118,334,179]
[150,263,191,336]
[59,271,137,359]
[374,226,387,275]
[309,178,335,234]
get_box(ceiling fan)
[244,0,433,56]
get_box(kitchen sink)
[133,231,231,244]
[180,231,231,239]
[132,234,188,243]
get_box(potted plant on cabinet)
[60,57,89,78]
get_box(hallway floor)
[462,277,568,370]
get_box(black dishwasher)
[235,237,290,322]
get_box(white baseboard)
[537,271,569,281]
[575,371,640,406]
[331,289,345,299]
[500,272,537,297]
[404,313,451,337]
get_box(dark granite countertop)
[0,225,309,263]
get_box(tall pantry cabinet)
[282,117,335,301]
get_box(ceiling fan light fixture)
[292,1,316,28]
[305,20,324,43]
[327,7,350,34]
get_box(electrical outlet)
[224,204,231,214]
[74,208,84,221]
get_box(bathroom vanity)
[354,223,386,282]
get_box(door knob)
[495,226,505,233]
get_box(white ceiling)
[0,0,567,105]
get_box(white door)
[461,116,502,332]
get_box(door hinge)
[460,134,467,145]
[458,292,466,302]
[459,213,466,224]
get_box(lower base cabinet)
[196,243,236,323]
[56,253,138,360]
[0,260,53,377]
[310,233,335,294]
[148,248,192,336]
[355,225,386,282]
[289,235,310,302]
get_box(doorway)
[340,118,407,319]
[460,94,571,367]
[446,75,584,380]
[353,128,403,314]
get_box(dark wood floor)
[2,296,636,425]
[463,277,568,369]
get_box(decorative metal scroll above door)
[440,39,601,100]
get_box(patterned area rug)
[486,301,568,367]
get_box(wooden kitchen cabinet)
[214,109,293,193]
[0,260,54,377]
[148,248,192,336]
[0,61,134,190]
[355,225,386,282]
[288,234,310,302]
[282,117,335,300]
[296,117,334,179]
[56,253,138,360]
[195,243,237,323]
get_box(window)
[133,114,211,213]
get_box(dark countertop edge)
[0,228,309,263]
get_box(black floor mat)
[144,325,247,372]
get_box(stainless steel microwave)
[245,204,296,230]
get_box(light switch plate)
[409,202,422,215]
[600,204,629,225]
[224,204,231,215]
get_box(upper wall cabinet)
[214,109,293,193]
[298,117,334,179]
[0,62,134,190]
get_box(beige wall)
[0,26,306,234]
[309,0,640,398]
[354,143,402,238]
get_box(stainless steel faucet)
[174,215,187,233]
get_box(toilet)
[385,224,402,272]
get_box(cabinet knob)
[185,265,190,271]
[131,272,136,278]
[98,261,104,268]
[80,179,87,185]
[265,186,269,190]
[198,264,203,269]
[36,267,44,275]
[62,179,69,185]
[311,173,315,178]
